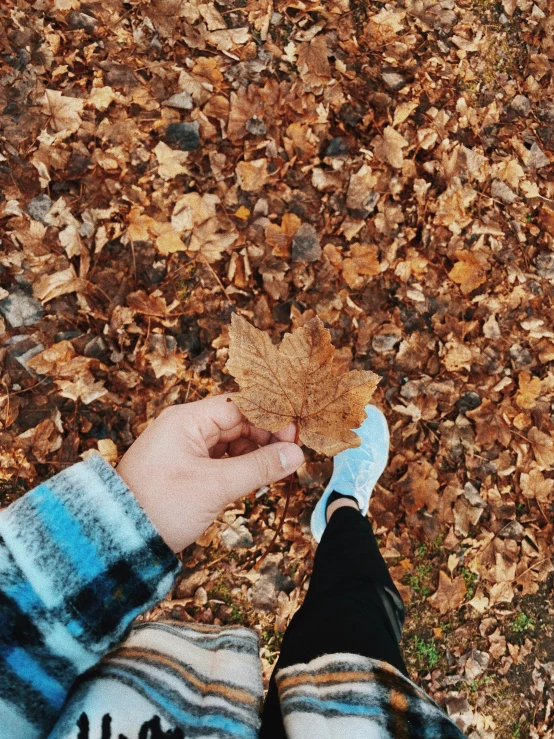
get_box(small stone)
[175,568,209,598]
[15,343,45,373]
[499,520,525,541]
[372,325,402,353]
[463,482,487,509]
[194,587,208,606]
[24,194,52,224]
[510,94,531,116]
[190,348,211,374]
[509,343,533,369]
[325,137,349,157]
[83,335,108,360]
[67,10,97,32]
[163,92,194,111]
[457,391,481,413]
[526,142,549,169]
[537,101,554,123]
[537,125,554,149]
[381,69,407,92]
[292,223,321,263]
[491,179,517,204]
[0,292,43,327]
[219,517,254,550]
[251,577,277,611]
[535,251,554,280]
[252,561,294,611]
[246,117,267,136]
[165,121,200,151]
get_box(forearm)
[0,454,181,738]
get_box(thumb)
[208,442,305,503]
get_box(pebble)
[219,517,254,550]
[251,561,294,611]
[165,121,200,151]
[537,101,554,123]
[535,252,554,280]
[15,343,45,373]
[163,92,194,111]
[246,117,267,136]
[0,291,43,327]
[491,179,517,204]
[526,142,549,169]
[325,137,349,157]
[457,391,481,413]
[381,69,407,92]
[498,520,525,541]
[24,194,52,224]
[292,223,321,263]
[510,94,531,117]
[67,10,97,32]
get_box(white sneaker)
[310,405,390,542]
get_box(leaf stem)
[254,425,300,569]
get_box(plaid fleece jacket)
[0,454,466,738]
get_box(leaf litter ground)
[1,0,554,736]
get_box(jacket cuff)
[0,453,181,654]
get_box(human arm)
[0,394,304,736]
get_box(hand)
[116,394,305,552]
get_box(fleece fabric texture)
[0,454,466,738]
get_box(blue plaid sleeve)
[0,453,181,738]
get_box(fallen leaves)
[226,314,379,455]
[40,90,84,137]
[449,251,488,295]
[429,571,467,615]
[3,0,554,732]
[374,126,409,169]
[235,159,270,192]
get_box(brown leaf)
[236,159,269,192]
[428,571,466,615]
[297,35,331,90]
[33,266,86,303]
[226,315,379,455]
[40,90,84,137]
[448,251,488,295]
[515,371,541,410]
[396,459,440,514]
[520,468,554,503]
[529,427,554,469]
[374,126,408,169]
[342,244,381,290]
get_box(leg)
[259,504,406,739]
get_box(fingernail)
[279,444,304,472]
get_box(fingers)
[206,442,305,503]
[171,395,298,456]
[270,422,297,444]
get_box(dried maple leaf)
[520,468,554,504]
[515,371,541,410]
[226,315,379,456]
[449,251,488,295]
[40,90,84,138]
[396,459,440,515]
[428,571,467,615]
[374,126,408,169]
[528,427,554,469]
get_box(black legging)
[259,504,407,738]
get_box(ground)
[1,0,554,737]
